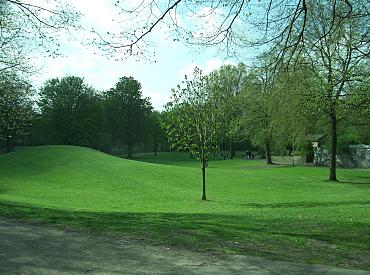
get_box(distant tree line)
[0,0,369,189]
[0,64,368,203]
[95,0,369,197]
[0,61,368,164]
[0,74,168,158]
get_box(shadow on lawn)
[0,201,369,270]
[339,179,370,185]
[208,199,370,209]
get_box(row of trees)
[161,59,369,199]
[0,0,369,202]
[153,0,369,200]
[0,74,166,158]
[1,59,367,201]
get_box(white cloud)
[142,87,171,111]
[179,62,198,79]
[204,59,236,74]
[29,2,241,111]
[179,58,236,79]
[73,1,121,32]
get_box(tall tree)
[290,1,369,180]
[105,77,152,158]
[0,72,34,152]
[38,76,105,147]
[162,67,221,200]
[273,67,324,164]
[238,62,280,164]
[209,63,248,158]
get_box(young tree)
[162,67,221,200]
[104,77,152,158]
[0,72,34,152]
[38,76,105,147]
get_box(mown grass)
[133,151,267,169]
[0,146,369,269]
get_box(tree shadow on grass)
[339,180,370,185]
[207,199,370,209]
[338,173,370,185]
[0,187,8,194]
[0,201,369,270]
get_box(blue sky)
[31,1,238,110]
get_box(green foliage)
[162,67,222,200]
[272,67,325,158]
[290,0,369,180]
[37,76,105,148]
[237,63,279,164]
[146,110,168,154]
[162,67,221,165]
[208,63,248,146]
[337,111,370,154]
[104,76,152,158]
[0,72,34,151]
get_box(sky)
[32,1,238,110]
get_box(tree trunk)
[201,162,206,200]
[229,140,234,159]
[329,113,337,181]
[127,142,133,159]
[154,141,157,156]
[265,140,273,164]
[5,137,12,153]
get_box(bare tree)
[94,0,368,63]
[0,0,80,73]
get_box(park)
[0,0,369,274]
[0,146,369,273]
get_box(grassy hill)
[0,145,369,269]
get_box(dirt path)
[0,219,369,275]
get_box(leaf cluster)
[162,67,222,164]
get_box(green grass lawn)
[133,151,267,169]
[0,146,369,269]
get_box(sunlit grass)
[0,146,369,269]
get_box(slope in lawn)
[0,145,369,269]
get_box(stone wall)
[314,144,370,168]
[337,145,370,169]
[313,148,329,166]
